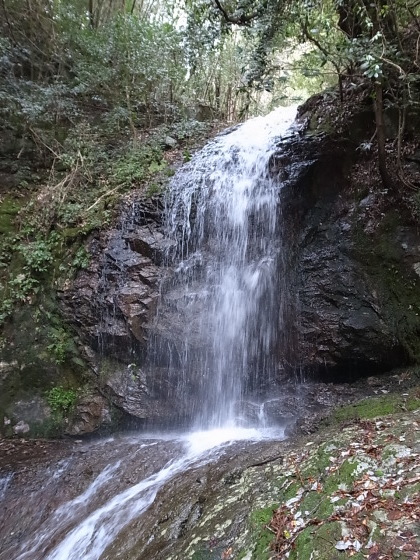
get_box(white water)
[157,105,297,428]
[9,107,296,560]
[0,473,13,500]
[9,428,282,560]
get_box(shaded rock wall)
[60,196,166,359]
[277,123,420,379]
[60,195,195,426]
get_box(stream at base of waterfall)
[0,106,298,559]
[1,427,285,560]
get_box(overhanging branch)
[213,0,258,26]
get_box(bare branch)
[1,0,18,46]
[213,0,258,26]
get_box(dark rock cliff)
[60,196,165,360]
[277,101,420,379]
[58,195,188,426]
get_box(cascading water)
[153,105,297,428]
[0,107,298,560]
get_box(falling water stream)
[0,107,297,560]
[153,104,297,427]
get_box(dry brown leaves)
[268,417,420,559]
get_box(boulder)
[66,393,111,436]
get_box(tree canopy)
[204,0,420,188]
[1,0,419,186]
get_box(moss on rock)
[326,390,420,424]
[249,506,278,560]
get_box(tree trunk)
[374,81,394,191]
[215,72,221,116]
[88,0,94,27]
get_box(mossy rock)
[250,505,278,560]
[0,197,21,234]
[327,391,420,424]
[289,521,347,560]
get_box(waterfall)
[152,106,297,428]
[0,107,299,560]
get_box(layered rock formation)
[58,195,187,426]
[60,196,165,357]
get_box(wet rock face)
[66,393,111,436]
[276,132,420,378]
[60,195,166,363]
[61,122,420,427]
[59,195,178,423]
[296,240,398,374]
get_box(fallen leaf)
[222,547,233,559]
[388,510,403,520]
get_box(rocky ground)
[1,368,417,469]
[268,409,420,560]
[0,437,72,471]
[100,382,420,560]
[0,373,418,560]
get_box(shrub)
[46,386,77,413]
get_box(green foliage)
[0,230,60,322]
[18,240,54,274]
[2,0,419,142]
[46,386,77,414]
[0,1,192,150]
[183,150,192,162]
[0,299,13,323]
[72,247,90,271]
[167,119,210,142]
[8,273,39,301]
[0,0,297,136]
[112,144,167,187]
[47,327,74,365]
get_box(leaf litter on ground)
[268,409,420,559]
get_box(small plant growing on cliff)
[112,144,167,188]
[47,327,73,364]
[46,386,77,414]
[145,182,162,197]
[18,239,55,274]
[72,246,90,271]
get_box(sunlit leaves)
[360,54,383,79]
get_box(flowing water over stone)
[1,429,283,560]
[1,107,299,559]
[150,105,297,428]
